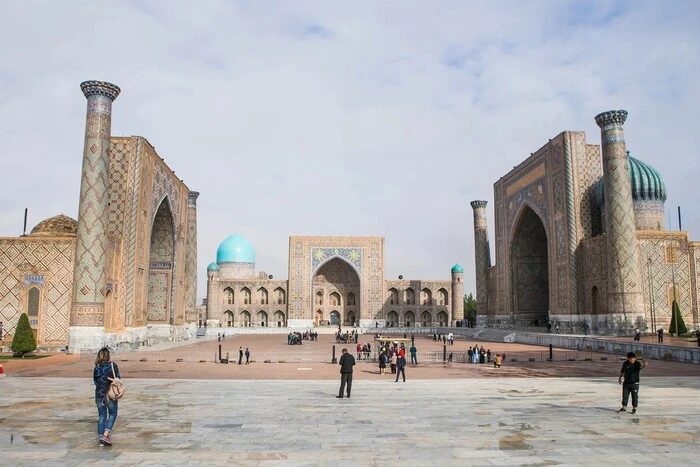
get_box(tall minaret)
[206,262,220,325]
[594,110,645,329]
[451,264,464,325]
[470,200,491,319]
[184,191,199,319]
[70,81,120,329]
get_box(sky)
[1,1,699,304]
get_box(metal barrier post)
[443,345,447,363]
[549,344,553,361]
[332,345,337,364]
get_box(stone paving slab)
[1,377,700,465]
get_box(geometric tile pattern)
[184,192,198,317]
[595,110,644,316]
[146,271,170,322]
[470,200,490,317]
[71,90,116,326]
[638,234,695,326]
[107,139,131,237]
[0,238,74,344]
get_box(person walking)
[633,329,641,342]
[378,352,387,374]
[238,347,243,365]
[409,344,417,365]
[395,353,406,382]
[390,352,397,374]
[617,352,648,414]
[337,348,355,398]
[93,347,120,447]
[657,327,664,343]
[245,348,250,364]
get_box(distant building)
[204,235,464,328]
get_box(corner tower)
[70,80,120,332]
[470,200,491,321]
[451,264,464,325]
[594,110,645,331]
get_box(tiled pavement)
[1,377,700,466]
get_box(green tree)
[11,313,37,356]
[464,293,477,327]
[669,300,687,335]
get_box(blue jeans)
[96,397,118,435]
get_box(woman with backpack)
[94,347,121,447]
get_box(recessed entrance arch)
[147,198,175,324]
[330,310,341,326]
[312,257,361,323]
[346,310,356,326]
[510,205,549,324]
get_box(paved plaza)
[1,376,700,466]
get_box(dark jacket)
[94,361,120,400]
[621,360,643,384]
[339,353,355,374]
[397,356,406,370]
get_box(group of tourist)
[356,342,372,360]
[287,332,304,345]
[432,333,455,345]
[336,329,359,343]
[376,342,414,382]
[467,345,494,364]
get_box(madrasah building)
[470,110,700,334]
[0,81,198,352]
[203,235,465,329]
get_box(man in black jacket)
[618,352,648,414]
[337,348,355,398]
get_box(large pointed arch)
[146,196,176,324]
[510,203,550,324]
[312,256,361,322]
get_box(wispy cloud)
[0,0,698,300]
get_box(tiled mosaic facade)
[474,110,699,333]
[0,237,74,345]
[0,82,197,349]
[470,201,491,318]
[205,236,462,328]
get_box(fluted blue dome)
[451,264,464,273]
[596,153,667,206]
[216,233,255,264]
[207,261,220,271]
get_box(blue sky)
[0,1,698,302]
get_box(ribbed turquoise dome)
[207,261,220,271]
[451,264,464,273]
[216,233,255,264]
[596,153,667,205]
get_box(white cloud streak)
[0,0,698,301]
